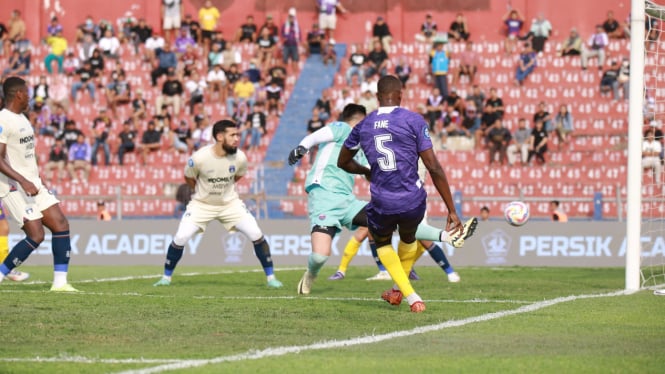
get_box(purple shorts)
[366,199,426,239]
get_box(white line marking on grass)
[0,356,182,364]
[116,290,628,374]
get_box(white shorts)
[2,186,60,227]
[319,14,337,30]
[182,198,253,232]
[163,15,181,30]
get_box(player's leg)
[330,202,369,280]
[154,218,200,286]
[40,200,78,291]
[298,225,336,294]
[329,226,366,280]
[419,239,460,283]
[233,212,283,288]
[0,204,28,281]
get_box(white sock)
[53,271,68,288]
[0,273,4,283]
[163,275,172,281]
[267,274,276,282]
[406,292,423,306]
[440,231,451,242]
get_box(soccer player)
[154,119,283,288]
[0,202,29,281]
[338,75,474,312]
[0,77,76,291]
[289,104,471,296]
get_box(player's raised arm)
[287,126,335,166]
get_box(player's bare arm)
[337,145,371,180]
[0,143,38,196]
[419,148,462,234]
[185,176,196,190]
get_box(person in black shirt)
[91,110,111,166]
[527,119,548,165]
[106,71,131,119]
[365,39,388,78]
[130,18,152,54]
[484,87,504,124]
[243,102,267,151]
[256,28,276,70]
[59,120,84,150]
[268,65,287,88]
[487,119,512,166]
[306,23,325,55]
[345,44,366,86]
[181,14,201,43]
[172,119,192,153]
[259,15,280,44]
[71,61,95,103]
[265,80,282,116]
[44,138,68,184]
[236,15,257,43]
[306,108,325,163]
[131,89,147,121]
[533,101,551,132]
[314,89,332,121]
[417,14,437,43]
[372,16,392,52]
[88,48,105,83]
[449,13,470,41]
[155,72,184,115]
[602,10,624,39]
[117,120,138,165]
[140,120,162,165]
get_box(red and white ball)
[504,201,530,226]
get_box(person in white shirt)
[206,63,227,102]
[78,34,97,62]
[98,29,121,60]
[185,70,207,113]
[643,129,662,185]
[0,77,78,292]
[153,119,283,288]
[334,88,354,115]
[144,33,165,64]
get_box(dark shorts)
[366,199,426,239]
[282,45,299,63]
[201,30,214,41]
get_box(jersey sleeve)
[0,120,12,145]
[235,151,248,178]
[184,156,198,179]
[329,121,351,142]
[343,120,362,150]
[412,113,433,153]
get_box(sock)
[369,241,387,272]
[415,222,443,242]
[376,245,414,297]
[0,235,8,262]
[53,271,68,288]
[415,242,427,262]
[52,231,71,273]
[164,241,185,277]
[0,237,39,275]
[427,242,454,274]
[338,236,362,274]
[406,292,423,306]
[397,240,418,276]
[308,252,328,277]
[253,238,276,277]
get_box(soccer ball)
[504,201,530,226]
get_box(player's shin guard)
[397,240,418,276]
[376,245,415,297]
[0,237,38,276]
[415,222,442,242]
[427,242,454,274]
[308,253,328,277]
[369,241,387,271]
[0,235,8,262]
[164,242,185,277]
[338,236,361,273]
[253,238,275,276]
[52,231,71,271]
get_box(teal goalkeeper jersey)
[305,121,367,195]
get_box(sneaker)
[410,301,426,313]
[408,269,420,281]
[328,271,345,280]
[447,272,461,283]
[366,271,391,281]
[50,283,80,292]
[297,270,315,295]
[153,277,171,287]
[6,269,29,282]
[381,288,403,306]
[446,217,479,248]
[267,279,283,288]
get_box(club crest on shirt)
[229,165,236,173]
[0,126,3,134]
[187,158,194,167]
[423,127,430,139]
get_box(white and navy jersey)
[184,144,247,206]
[0,109,41,197]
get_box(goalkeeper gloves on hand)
[288,146,308,165]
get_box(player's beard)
[222,142,237,155]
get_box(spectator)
[236,15,257,43]
[316,0,347,43]
[44,138,67,184]
[282,8,302,71]
[334,88,354,115]
[357,88,378,113]
[524,13,552,53]
[430,41,450,98]
[364,39,387,79]
[647,14,660,46]
[460,104,481,137]
[98,29,121,60]
[174,182,193,218]
[150,43,177,86]
[207,63,227,103]
[106,71,131,119]
[180,44,197,78]
[643,129,662,185]
[88,49,105,86]
[181,14,200,43]
[191,114,213,149]
[448,13,470,42]
[455,40,478,84]
[480,206,490,221]
[97,201,112,221]
[465,85,486,116]
[305,108,324,162]
[244,102,267,151]
[155,72,184,115]
[321,40,337,65]
[527,119,548,165]
[503,8,524,54]
[553,104,574,149]
[487,119,511,165]
[46,104,68,137]
[485,87,505,123]
[581,25,609,70]
[225,63,241,95]
[44,31,67,74]
[117,120,138,165]
[2,49,30,77]
[210,31,227,56]
[346,44,366,86]
[515,43,537,86]
[616,58,630,101]
[62,52,80,76]
[259,15,280,44]
[71,61,96,104]
[67,134,92,184]
[603,10,626,39]
[268,64,287,88]
[394,56,411,87]
[315,89,333,121]
[33,75,49,103]
[507,118,530,166]
[162,0,184,44]
[30,97,51,136]
[373,16,393,53]
[60,120,83,150]
[90,110,111,166]
[226,73,255,117]
[208,41,223,67]
[172,119,193,154]
[265,80,283,116]
[130,18,152,55]
[221,42,242,71]
[550,200,568,222]
[46,16,63,37]
[306,23,325,55]
[76,15,98,43]
[257,27,276,70]
[416,13,438,43]
[5,10,27,55]
[139,120,162,165]
[174,27,195,54]
[446,88,465,114]
[144,32,165,65]
[185,70,207,113]
[599,61,619,98]
[558,28,583,57]
[49,78,70,113]
[78,33,97,63]
[198,0,220,57]
[533,101,552,133]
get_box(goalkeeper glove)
[288,146,308,165]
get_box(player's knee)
[311,225,336,238]
[173,232,190,247]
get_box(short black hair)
[551,200,560,207]
[2,76,26,103]
[341,104,366,122]
[377,75,402,95]
[480,206,490,213]
[212,119,237,139]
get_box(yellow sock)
[0,236,8,262]
[398,240,418,276]
[415,241,426,262]
[338,237,362,273]
[377,245,415,297]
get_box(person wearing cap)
[372,16,393,53]
[97,201,112,221]
[315,0,347,43]
[236,15,257,43]
[558,28,583,57]
[282,8,302,71]
[162,0,184,44]
[581,24,609,70]
[44,30,67,74]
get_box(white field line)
[0,356,182,364]
[112,290,628,374]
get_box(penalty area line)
[115,290,628,374]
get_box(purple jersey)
[344,106,433,214]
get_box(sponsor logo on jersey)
[229,165,236,173]
[19,135,34,144]
[207,176,233,183]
